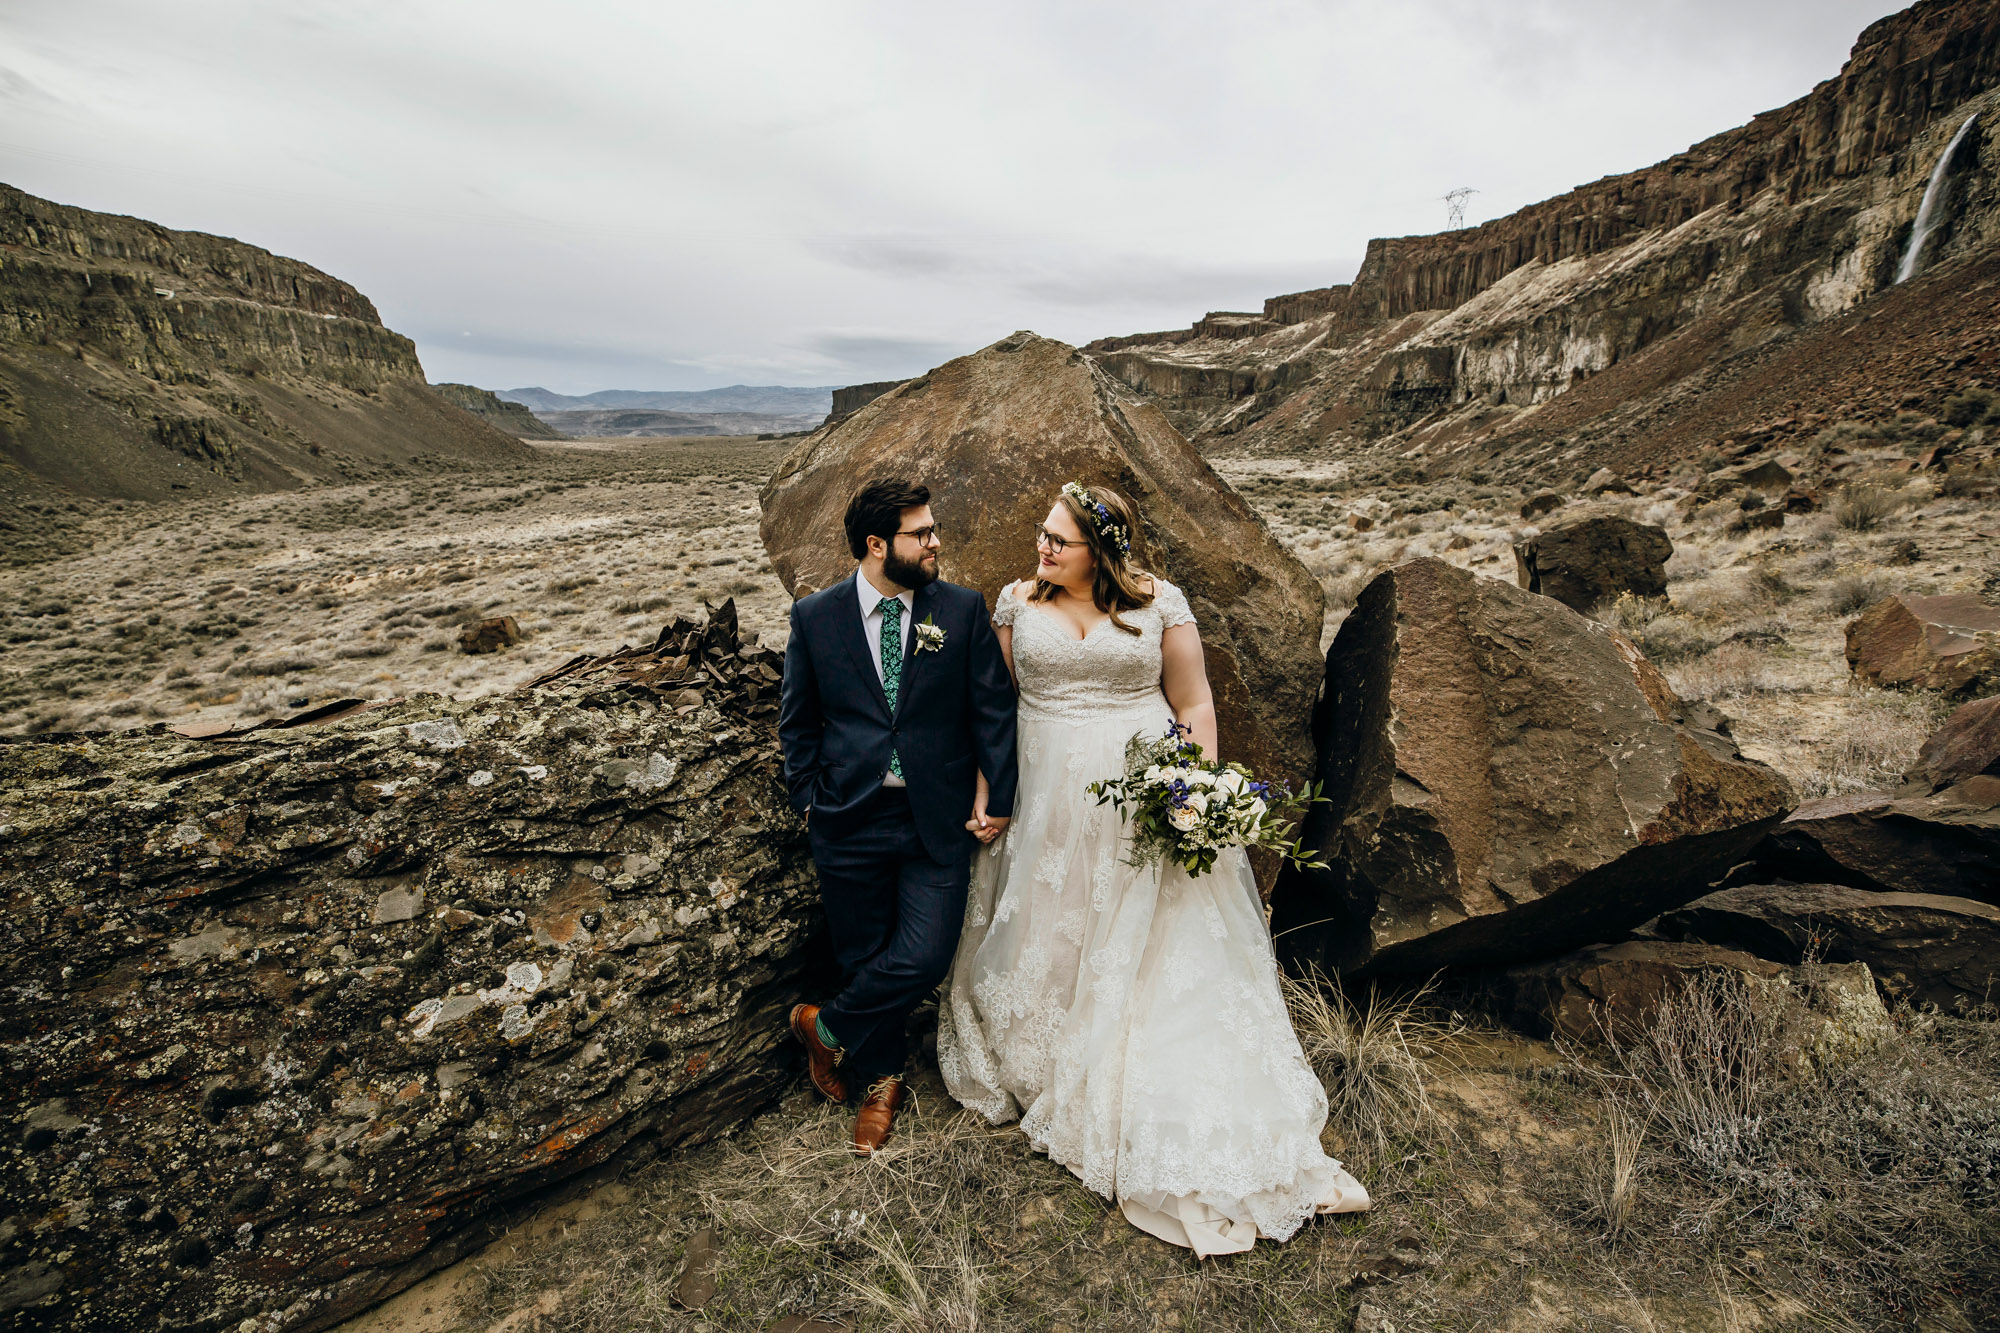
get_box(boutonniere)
[913,614,946,654]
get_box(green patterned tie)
[878,596,904,779]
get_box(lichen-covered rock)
[0,610,817,1333]
[758,330,1325,785]
[1271,558,1794,977]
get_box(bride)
[938,481,1369,1256]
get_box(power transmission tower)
[1441,187,1478,230]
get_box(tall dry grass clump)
[1587,971,2000,1322]
[1282,972,1460,1168]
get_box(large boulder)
[757,331,1325,783]
[0,610,819,1333]
[1270,558,1794,978]
[1754,785,2000,905]
[1660,883,2000,1013]
[1844,592,2000,695]
[1512,513,1672,613]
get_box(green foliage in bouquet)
[1086,722,1328,879]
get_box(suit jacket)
[778,573,1019,862]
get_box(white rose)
[1249,796,1268,818]
[1214,770,1246,796]
[1167,804,1199,832]
[1143,765,1163,783]
[1184,792,1209,814]
[1188,771,1215,789]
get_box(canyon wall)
[1087,0,2000,471]
[0,184,529,505]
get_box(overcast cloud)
[1,0,1901,393]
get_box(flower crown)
[1061,481,1131,556]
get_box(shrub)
[1823,569,1893,617]
[1943,389,1995,427]
[1833,484,1898,531]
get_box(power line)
[1440,187,1478,230]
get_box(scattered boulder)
[1844,592,2000,695]
[1660,883,2000,1013]
[1270,558,1794,978]
[457,614,523,654]
[1519,491,1563,519]
[1782,488,1820,513]
[758,330,1325,784]
[1907,693,2000,790]
[1513,514,1673,613]
[1584,468,1636,496]
[1701,459,1795,495]
[0,608,817,1333]
[1754,785,2000,906]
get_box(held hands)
[966,770,1010,845]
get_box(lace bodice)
[990,578,1195,723]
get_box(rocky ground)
[9,425,1994,808]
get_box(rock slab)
[758,330,1325,784]
[1513,514,1672,613]
[1909,693,2000,788]
[1661,882,2000,1013]
[1271,557,1794,977]
[1754,782,2000,906]
[0,610,818,1333]
[1844,592,2000,695]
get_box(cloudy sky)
[3,0,1900,394]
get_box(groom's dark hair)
[845,478,931,559]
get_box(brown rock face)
[757,331,1325,784]
[1910,694,2000,788]
[1756,784,2000,905]
[1513,515,1673,613]
[1270,558,1794,977]
[1661,883,2000,1013]
[1844,592,2000,694]
[0,610,819,1333]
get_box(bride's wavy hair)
[1030,482,1155,635]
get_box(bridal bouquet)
[1086,722,1326,878]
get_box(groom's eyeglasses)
[1034,526,1074,554]
[895,525,941,547]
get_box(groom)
[777,478,1018,1153]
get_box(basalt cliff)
[0,184,530,505]
[1088,0,2000,480]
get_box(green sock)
[816,1013,842,1051]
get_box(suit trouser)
[809,786,970,1085]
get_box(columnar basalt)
[0,611,817,1333]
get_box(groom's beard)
[884,548,938,589]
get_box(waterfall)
[1896,111,1980,283]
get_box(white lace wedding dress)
[937,578,1369,1256]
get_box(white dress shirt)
[855,570,914,787]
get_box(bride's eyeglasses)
[1034,526,1077,554]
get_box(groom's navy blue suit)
[779,571,1018,1083]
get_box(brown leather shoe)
[789,1003,846,1103]
[852,1075,906,1156]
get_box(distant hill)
[535,408,822,438]
[0,183,531,506]
[500,385,836,415]
[432,383,565,438]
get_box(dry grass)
[1833,484,1901,532]
[1785,684,1952,798]
[1282,973,1460,1168]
